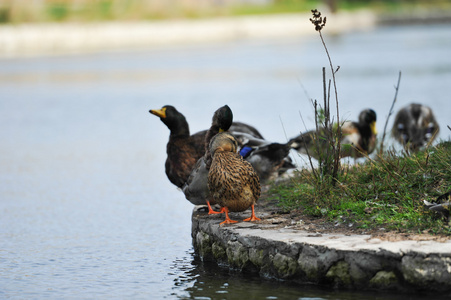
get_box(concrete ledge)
[192,209,451,293]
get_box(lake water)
[1,23,450,299]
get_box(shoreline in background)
[0,11,372,58]
[1,9,450,59]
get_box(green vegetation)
[230,0,318,16]
[270,141,451,234]
[0,0,450,24]
[267,8,451,237]
[0,0,317,23]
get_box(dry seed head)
[310,9,326,32]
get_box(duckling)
[208,132,261,225]
[289,109,377,159]
[423,191,450,221]
[392,103,440,152]
[183,105,233,213]
[149,105,263,188]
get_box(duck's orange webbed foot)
[243,215,261,222]
[220,207,238,225]
[207,201,225,215]
[243,204,261,222]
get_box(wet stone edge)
[191,210,451,294]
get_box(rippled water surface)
[1,23,450,299]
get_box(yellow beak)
[371,122,377,135]
[150,107,166,118]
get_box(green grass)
[269,141,451,235]
[230,0,318,16]
[1,0,451,24]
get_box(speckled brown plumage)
[208,132,261,224]
[183,105,234,213]
[150,105,267,190]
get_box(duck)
[230,121,264,139]
[423,191,450,221]
[289,109,377,159]
[149,105,263,188]
[233,132,295,182]
[149,105,205,188]
[207,132,261,225]
[151,105,296,190]
[392,103,440,152]
[183,105,295,214]
[183,105,234,214]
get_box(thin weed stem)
[309,9,341,186]
[379,71,402,154]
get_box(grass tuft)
[269,141,451,235]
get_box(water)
[1,23,450,299]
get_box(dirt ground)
[253,192,451,243]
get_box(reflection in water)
[169,250,445,300]
[169,250,331,300]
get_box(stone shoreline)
[191,205,451,294]
[2,9,451,58]
[0,11,376,58]
[2,10,451,58]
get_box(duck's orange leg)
[207,201,225,215]
[244,204,261,222]
[220,207,238,225]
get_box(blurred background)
[1,1,450,299]
[0,0,450,22]
[1,0,451,57]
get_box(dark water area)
[0,23,450,299]
[173,253,447,300]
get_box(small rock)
[307,233,322,237]
[364,207,373,214]
[268,217,286,224]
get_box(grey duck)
[392,103,440,152]
[424,191,450,221]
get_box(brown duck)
[289,109,377,159]
[183,105,234,214]
[149,105,265,189]
[149,105,205,188]
[208,132,261,225]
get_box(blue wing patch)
[239,146,253,158]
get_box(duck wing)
[230,122,264,139]
[182,157,210,206]
[232,132,294,182]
